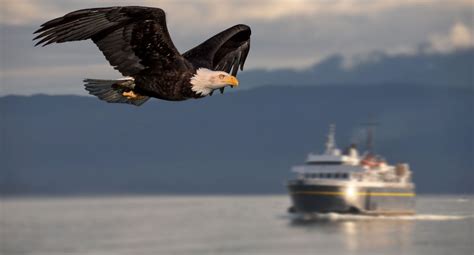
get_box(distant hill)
[240,48,473,88]
[1,84,472,196]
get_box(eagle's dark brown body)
[34,6,251,105]
[134,71,199,101]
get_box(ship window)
[334,173,340,179]
[307,161,342,165]
[342,173,348,179]
[327,173,332,178]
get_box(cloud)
[1,0,64,26]
[1,0,473,95]
[341,22,474,69]
[428,22,474,53]
[2,0,472,26]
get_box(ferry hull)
[287,182,415,215]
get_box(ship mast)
[363,119,378,155]
[325,124,337,154]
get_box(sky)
[0,0,473,95]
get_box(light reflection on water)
[2,195,473,255]
[289,216,416,253]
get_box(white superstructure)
[292,125,413,187]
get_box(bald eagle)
[33,6,251,106]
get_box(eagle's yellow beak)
[224,75,239,87]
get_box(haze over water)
[2,195,473,255]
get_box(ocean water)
[1,195,473,255]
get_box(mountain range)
[240,48,473,89]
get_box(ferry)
[287,124,415,216]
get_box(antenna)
[362,118,379,154]
[325,124,336,154]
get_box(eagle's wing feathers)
[215,40,250,76]
[34,6,182,76]
[183,24,251,76]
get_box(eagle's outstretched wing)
[183,24,251,77]
[34,6,186,76]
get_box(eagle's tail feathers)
[83,78,150,106]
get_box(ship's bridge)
[306,153,344,165]
[304,124,360,166]
[293,124,364,181]
[292,164,365,180]
[294,147,363,181]
[305,152,359,166]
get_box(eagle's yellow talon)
[122,90,145,100]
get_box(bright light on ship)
[345,184,357,199]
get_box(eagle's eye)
[218,74,226,79]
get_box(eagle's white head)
[190,68,239,96]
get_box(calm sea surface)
[1,195,473,255]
